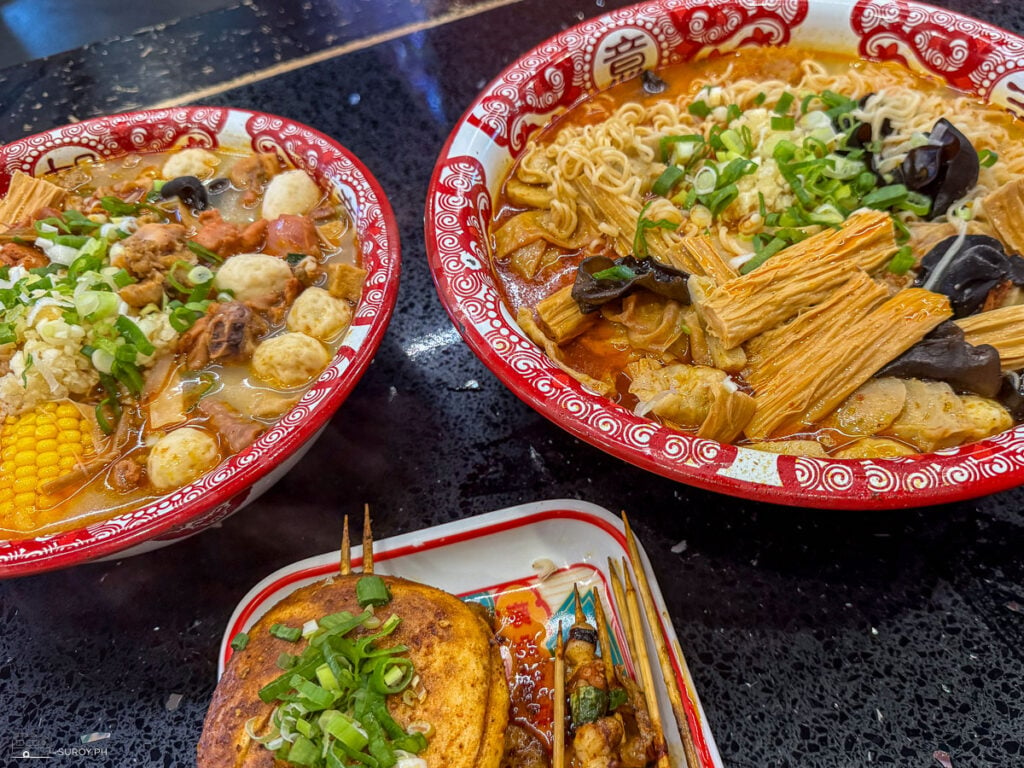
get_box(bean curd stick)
[607,558,639,663]
[590,587,616,685]
[553,621,566,768]
[621,557,670,768]
[362,503,374,574]
[623,514,700,768]
[340,515,352,576]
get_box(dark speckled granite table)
[1,0,1023,765]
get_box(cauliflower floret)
[262,170,322,220]
[214,253,293,302]
[251,332,330,389]
[162,148,219,180]
[286,287,353,341]
[147,426,221,491]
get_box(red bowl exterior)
[0,107,400,575]
[425,0,1024,509]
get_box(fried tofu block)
[198,575,509,768]
[325,261,367,304]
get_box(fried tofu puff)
[198,575,510,768]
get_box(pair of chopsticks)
[553,513,702,768]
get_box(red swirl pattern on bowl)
[0,107,400,575]
[426,0,1024,508]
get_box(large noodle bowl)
[489,47,1024,460]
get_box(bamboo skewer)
[621,558,671,768]
[340,514,352,576]
[553,621,566,768]
[622,514,701,768]
[607,557,639,664]
[590,587,616,686]
[362,504,374,574]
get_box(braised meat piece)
[114,222,195,282]
[192,209,267,258]
[263,214,322,258]
[0,242,48,269]
[179,301,268,370]
[197,398,265,453]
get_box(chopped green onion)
[115,316,155,356]
[357,575,392,608]
[861,183,908,210]
[718,128,747,156]
[592,265,637,282]
[186,240,224,264]
[887,245,915,275]
[286,252,306,266]
[725,103,742,123]
[230,633,250,651]
[285,734,320,766]
[659,134,703,162]
[753,92,767,106]
[0,322,15,346]
[652,165,684,197]
[277,652,299,670]
[692,166,718,196]
[741,237,787,274]
[979,149,998,168]
[774,92,795,115]
[771,115,795,131]
[270,623,303,642]
[687,100,711,118]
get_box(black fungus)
[160,175,210,211]
[898,118,979,219]
[207,177,231,195]
[997,373,1024,421]
[641,70,668,96]
[915,235,1024,317]
[876,321,1003,398]
[572,255,690,313]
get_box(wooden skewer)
[553,620,566,768]
[590,587,616,686]
[623,514,701,768]
[607,557,639,664]
[362,504,374,574]
[572,584,586,625]
[622,557,671,768]
[340,514,351,576]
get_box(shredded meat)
[192,209,267,258]
[197,398,265,453]
[118,277,165,308]
[115,222,195,285]
[263,214,322,258]
[109,457,144,493]
[0,242,48,269]
[178,301,268,370]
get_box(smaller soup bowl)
[0,107,400,576]
[426,0,1024,509]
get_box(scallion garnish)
[887,245,916,275]
[774,92,795,115]
[270,623,303,642]
[356,575,392,608]
[687,100,711,118]
[230,632,250,651]
[186,240,224,264]
[979,149,998,168]
[652,165,685,197]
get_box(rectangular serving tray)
[218,499,723,768]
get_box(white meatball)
[262,170,321,220]
[147,427,221,491]
[287,287,353,341]
[214,253,293,302]
[162,148,219,180]
[251,332,331,389]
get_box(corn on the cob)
[0,401,94,532]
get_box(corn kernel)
[36,438,58,453]
[13,476,37,494]
[37,465,60,480]
[37,451,59,469]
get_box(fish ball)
[251,332,331,389]
[262,169,321,220]
[147,427,220,491]
[214,253,293,302]
[162,148,219,180]
[287,287,353,341]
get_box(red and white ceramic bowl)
[426,0,1024,509]
[0,107,400,576]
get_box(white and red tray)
[218,499,724,768]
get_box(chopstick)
[622,513,702,768]
[553,621,566,768]
[621,557,671,768]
